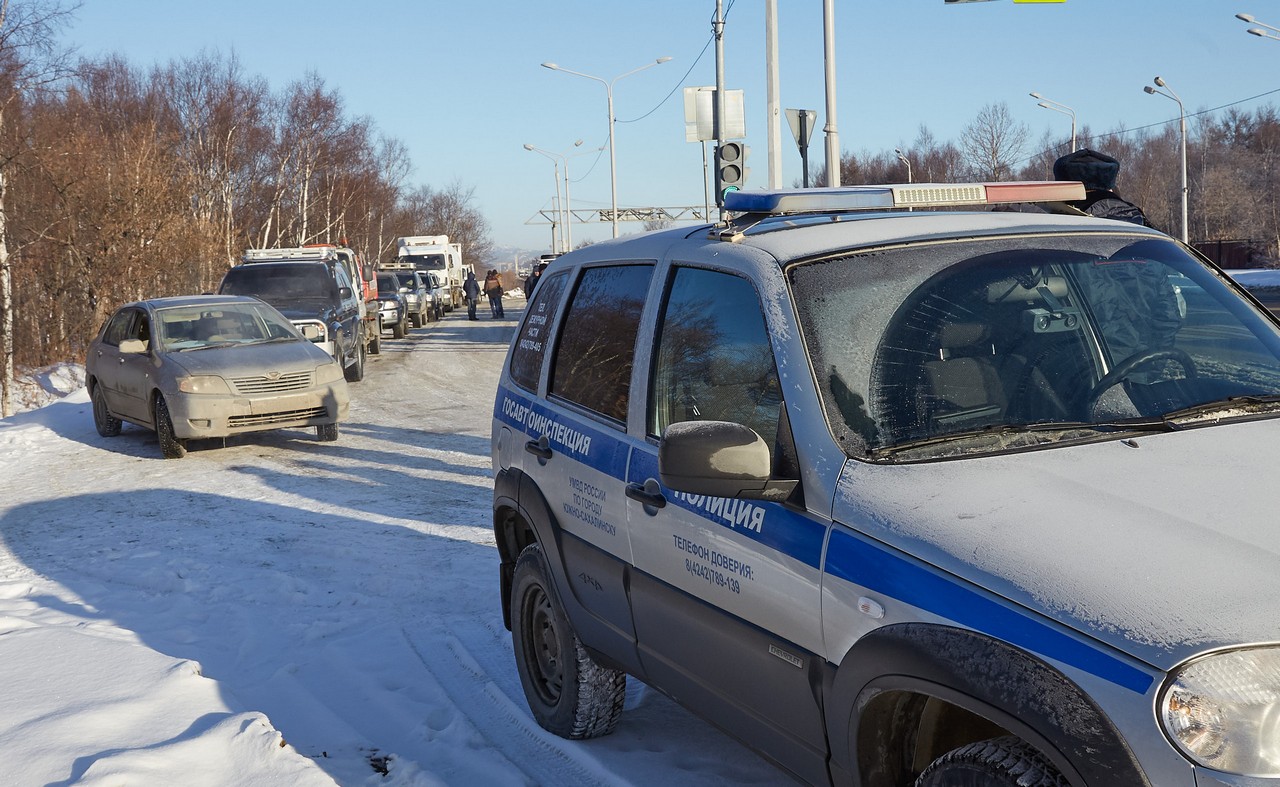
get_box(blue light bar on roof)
[722,181,1085,215]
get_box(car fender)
[493,466,637,674]
[827,623,1149,787]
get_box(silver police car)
[491,181,1280,786]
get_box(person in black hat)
[1053,148,1152,227]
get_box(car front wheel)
[316,422,339,442]
[510,543,625,739]
[91,383,122,437]
[915,737,1069,787]
[154,395,187,459]
[344,337,365,382]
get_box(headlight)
[315,362,344,385]
[177,375,230,394]
[1161,647,1280,776]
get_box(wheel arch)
[827,623,1150,787]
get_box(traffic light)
[715,141,749,205]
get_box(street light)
[1029,92,1077,152]
[1236,13,1280,40]
[894,148,912,183]
[524,140,583,253]
[1144,76,1189,244]
[542,57,673,238]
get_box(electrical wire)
[616,0,734,124]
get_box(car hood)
[834,419,1280,671]
[168,341,334,376]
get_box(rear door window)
[550,265,654,423]
[509,271,569,392]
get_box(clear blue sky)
[61,0,1276,256]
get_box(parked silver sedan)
[87,295,349,458]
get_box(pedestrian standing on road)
[523,262,546,300]
[483,270,505,318]
[463,270,481,321]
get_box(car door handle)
[525,437,552,460]
[625,481,667,509]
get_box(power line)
[617,0,734,124]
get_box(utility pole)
[714,0,727,218]
[822,0,840,186]
[765,0,782,188]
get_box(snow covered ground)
[0,304,793,786]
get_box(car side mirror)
[659,420,776,499]
[339,286,353,299]
[118,338,148,354]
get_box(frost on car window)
[791,233,1280,460]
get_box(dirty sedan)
[87,295,349,458]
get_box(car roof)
[555,208,1166,272]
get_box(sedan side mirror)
[659,420,778,499]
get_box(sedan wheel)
[316,422,339,442]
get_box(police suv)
[491,181,1280,786]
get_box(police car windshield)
[789,232,1280,460]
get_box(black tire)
[511,543,625,739]
[411,310,422,328]
[392,317,406,339]
[368,330,381,355]
[91,383,121,437]
[154,395,187,459]
[915,736,1070,787]
[344,339,365,382]
[316,422,339,442]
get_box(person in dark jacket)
[1053,148,1152,227]
[523,263,546,300]
[463,270,481,320]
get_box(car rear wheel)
[316,422,339,441]
[511,543,625,739]
[154,395,187,459]
[91,383,122,437]
[915,737,1069,787]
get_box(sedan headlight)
[314,362,344,385]
[177,375,231,394]
[1160,647,1280,776]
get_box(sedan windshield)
[156,303,300,351]
[789,232,1280,460]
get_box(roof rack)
[241,246,338,263]
[714,181,1086,240]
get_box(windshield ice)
[789,232,1280,460]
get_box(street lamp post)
[542,57,672,238]
[524,140,583,253]
[894,148,912,183]
[1029,92,1077,152]
[1144,76,1189,243]
[1237,13,1280,40]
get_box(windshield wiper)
[879,418,1176,457]
[181,341,238,352]
[1161,395,1280,425]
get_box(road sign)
[684,87,746,143]
[785,109,816,148]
